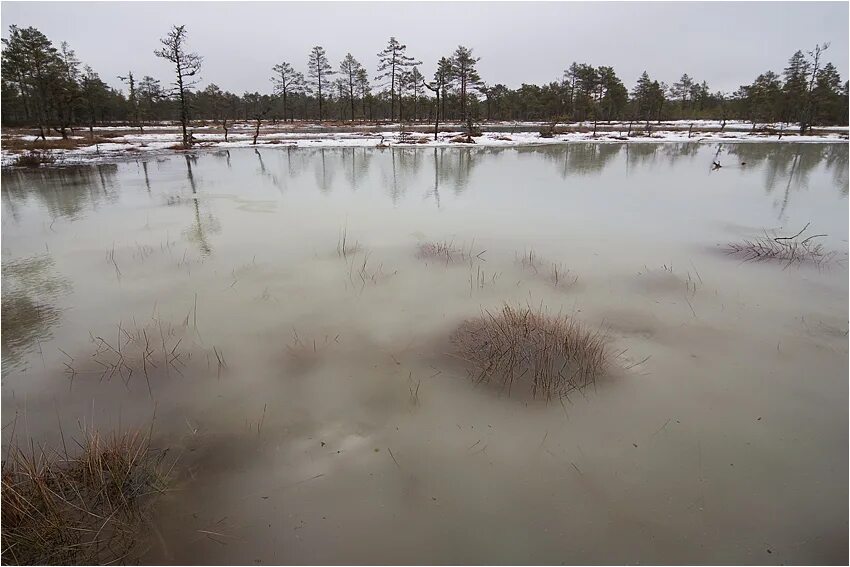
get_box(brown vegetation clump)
[451,304,608,399]
[725,223,835,266]
[539,123,558,138]
[1,428,172,565]
[15,150,56,168]
[2,136,112,153]
[417,241,466,262]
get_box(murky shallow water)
[2,143,848,565]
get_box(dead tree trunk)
[253,117,261,145]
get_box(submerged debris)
[725,223,835,266]
[1,428,172,565]
[451,304,608,399]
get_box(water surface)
[2,143,847,564]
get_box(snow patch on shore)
[3,129,847,167]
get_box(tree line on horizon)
[2,24,847,147]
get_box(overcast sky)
[2,1,848,95]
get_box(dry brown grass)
[451,304,608,399]
[1,428,172,565]
[2,136,113,153]
[14,150,56,168]
[725,223,835,267]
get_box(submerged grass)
[516,249,578,289]
[417,240,486,265]
[336,226,361,258]
[1,427,172,565]
[451,304,608,400]
[725,223,835,267]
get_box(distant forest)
[2,24,848,146]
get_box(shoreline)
[2,122,848,168]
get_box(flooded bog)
[2,143,847,564]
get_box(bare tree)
[118,71,143,133]
[271,61,305,123]
[252,106,271,144]
[410,67,424,121]
[154,25,202,147]
[424,60,450,140]
[800,42,830,134]
[307,46,334,122]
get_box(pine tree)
[450,46,482,124]
[154,25,202,147]
[1,26,63,139]
[376,37,419,122]
[271,62,305,122]
[744,71,782,126]
[812,61,841,126]
[339,53,363,122]
[138,76,163,125]
[671,73,694,111]
[307,46,334,121]
[563,62,581,117]
[436,57,453,121]
[597,66,627,122]
[572,63,598,121]
[631,71,654,121]
[52,41,81,138]
[782,50,809,125]
[80,66,108,136]
[355,67,371,121]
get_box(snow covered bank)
[2,128,847,168]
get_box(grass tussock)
[1,428,172,565]
[451,304,608,399]
[725,223,835,267]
